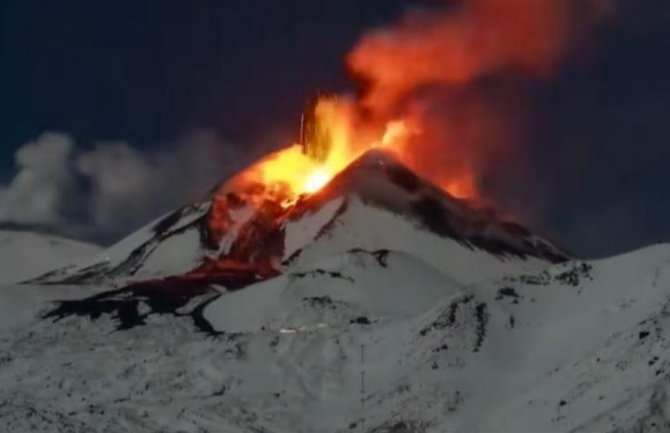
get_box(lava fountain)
[223,95,476,208]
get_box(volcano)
[3,0,667,428]
[2,148,670,432]
[35,149,566,290]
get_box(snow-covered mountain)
[0,230,100,284]
[1,150,669,432]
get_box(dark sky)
[1,0,670,257]
[1,0,410,157]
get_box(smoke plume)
[346,0,613,203]
[0,131,244,243]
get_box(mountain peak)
[34,149,566,287]
[292,149,567,263]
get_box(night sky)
[1,0,669,257]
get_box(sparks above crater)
[225,95,477,206]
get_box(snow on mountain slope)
[203,249,464,332]
[0,244,669,432]
[354,243,670,433]
[31,202,212,284]
[467,244,670,432]
[0,230,101,283]
[282,196,547,285]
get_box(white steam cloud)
[0,133,75,226]
[0,131,246,243]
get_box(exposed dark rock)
[555,263,593,286]
[419,295,474,337]
[500,221,531,238]
[372,249,390,267]
[373,420,425,433]
[43,265,264,334]
[349,248,390,268]
[412,196,461,241]
[496,287,520,301]
[474,303,488,352]
[303,296,336,309]
[293,269,354,282]
[350,316,371,325]
[282,248,304,266]
[152,207,186,236]
[517,271,552,286]
[386,165,420,192]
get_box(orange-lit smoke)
[345,0,613,200]
[226,0,612,206]
[349,0,613,114]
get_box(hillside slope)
[0,230,101,283]
[0,245,669,432]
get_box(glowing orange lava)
[303,169,332,193]
[225,95,477,205]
